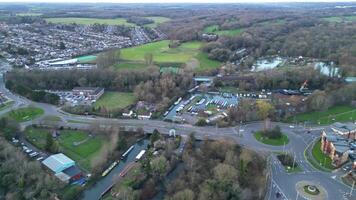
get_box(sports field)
[8,107,44,122]
[45,17,136,26]
[288,105,356,125]
[144,16,170,28]
[120,40,221,71]
[25,127,106,171]
[203,25,245,36]
[94,92,135,111]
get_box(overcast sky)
[0,0,356,3]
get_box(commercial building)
[320,122,356,168]
[42,153,75,174]
[42,153,84,184]
[72,87,104,101]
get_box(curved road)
[0,75,354,200]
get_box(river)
[82,139,149,200]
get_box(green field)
[94,92,135,111]
[203,25,244,36]
[145,16,170,28]
[8,107,44,122]
[311,140,334,170]
[120,40,221,72]
[322,15,356,22]
[45,17,136,26]
[25,128,105,171]
[115,62,147,71]
[0,101,14,111]
[59,130,105,171]
[288,105,356,125]
[254,132,289,146]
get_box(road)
[0,71,354,200]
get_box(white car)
[25,149,32,154]
[289,125,295,129]
[29,152,39,157]
[36,157,44,161]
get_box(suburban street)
[0,77,354,200]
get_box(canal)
[82,139,149,200]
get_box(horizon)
[1,0,356,4]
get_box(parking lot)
[49,91,94,106]
[11,136,48,163]
[164,92,239,123]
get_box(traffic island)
[296,181,327,200]
[254,132,289,146]
[276,154,302,173]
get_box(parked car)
[36,157,44,161]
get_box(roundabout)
[296,181,327,200]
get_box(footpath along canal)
[82,139,149,200]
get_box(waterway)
[251,56,284,71]
[82,138,149,200]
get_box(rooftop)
[42,153,75,174]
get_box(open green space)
[115,62,147,71]
[287,105,356,125]
[0,101,14,111]
[254,131,289,146]
[259,19,286,26]
[311,140,334,170]
[7,107,44,122]
[203,25,245,36]
[144,16,170,28]
[45,17,136,26]
[322,15,356,22]
[25,127,106,171]
[58,130,105,171]
[120,40,221,72]
[94,92,135,111]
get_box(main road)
[0,74,354,200]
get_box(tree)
[256,100,274,130]
[170,189,195,200]
[59,42,66,50]
[117,137,127,151]
[150,129,160,146]
[45,133,54,153]
[307,90,331,111]
[151,155,168,178]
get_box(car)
[25,149,32,154]
[29,152,39,157]
[342,165,351,171]
[275,192,281,198]
[36,157,44,161]
[289,125,295,128]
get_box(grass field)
[311,140,334,170]
[94,92,135,111]
[120,40,221,72]
[45,17,136,26]
[8,107,44,122]
[25,127,105,171]
[115,62,147,71]
[0,101,14,111]
[59,130,105,171]
[254,132,289,146]
[76,55,97,63]
[287,105,356,125]
[322,15,356,22]
[203,25,244,36]
[144,16,170,28]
